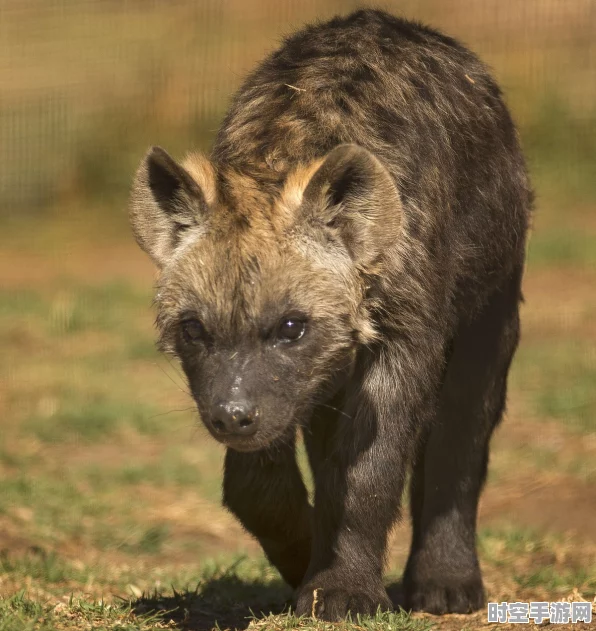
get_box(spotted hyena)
[129,9,532,621]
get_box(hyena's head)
[130,144,402,451]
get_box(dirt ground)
[0,237,594,630]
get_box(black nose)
[210,401,259,437]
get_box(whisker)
[164,355,191,390]
[318,403,353,420]
[188,424,205,441]
[154,361,192,397]
[148,407,196,420]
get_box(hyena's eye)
[277,316,307,343]
[181,318,204,344]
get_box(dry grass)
[1,2,595,628]
[0,230,595,629]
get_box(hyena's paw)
[404,576,485,615]
[296,579,392,621]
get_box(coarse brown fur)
[129,9,532,621]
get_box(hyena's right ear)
[129,146,215,268]
[291,144,403,271]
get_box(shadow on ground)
[133,576,408,631]
[132,573,292,631]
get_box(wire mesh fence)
[0,0,594,215]
[0,5,594,617]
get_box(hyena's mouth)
[200,408,296,452]
[208,427,293,453]
[214,435,268,453]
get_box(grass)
[0,449,221,554]
[1,243,594,630]
[93,455,203,489]
[510,342,596,434]
[514,566,596,593]
[0,592,174,631]
[527,230,596,268]
[491,443,596,484]
[1,533,594,630]
[1,5,595,628]
[479,525,570,563]
[0,258,594,629]
[0,587,433,631]
[522,96,596,211]
[0,282,152,336]
[0,473,114,548]
[478,527,596,605]
[23,397,164,443]
[0,550,94,586]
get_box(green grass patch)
[248,611,434,631]
[0,549,93,586]
[536,366,596,432]
[479,525,549,560]
[510,342,596,434]
[0,446,27,469]
[522,95,596,210]
[0,473,111,537]
[0,282,152,337]
[118,525,171,556]
[0,591,171,631]
[111,457,202,489]
[23,396,164,443]
[78,441,222,502]
[478,526,596,600]
[514,566,596,593]
[489,431,596,484]
[127,338,160,360]
[527,229,596,267]
[0,470,168,554]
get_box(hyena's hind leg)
[404,266,522,614]
[223,433,312,588]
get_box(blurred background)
[0,1,594,629]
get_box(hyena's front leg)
[296,355,438,621]
[297,412,402,619]
[297,349,441,620]
[223,433,312,588]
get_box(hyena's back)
[212,9,531,310]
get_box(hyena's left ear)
[129,146,215,268]
[297,144,402,269]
